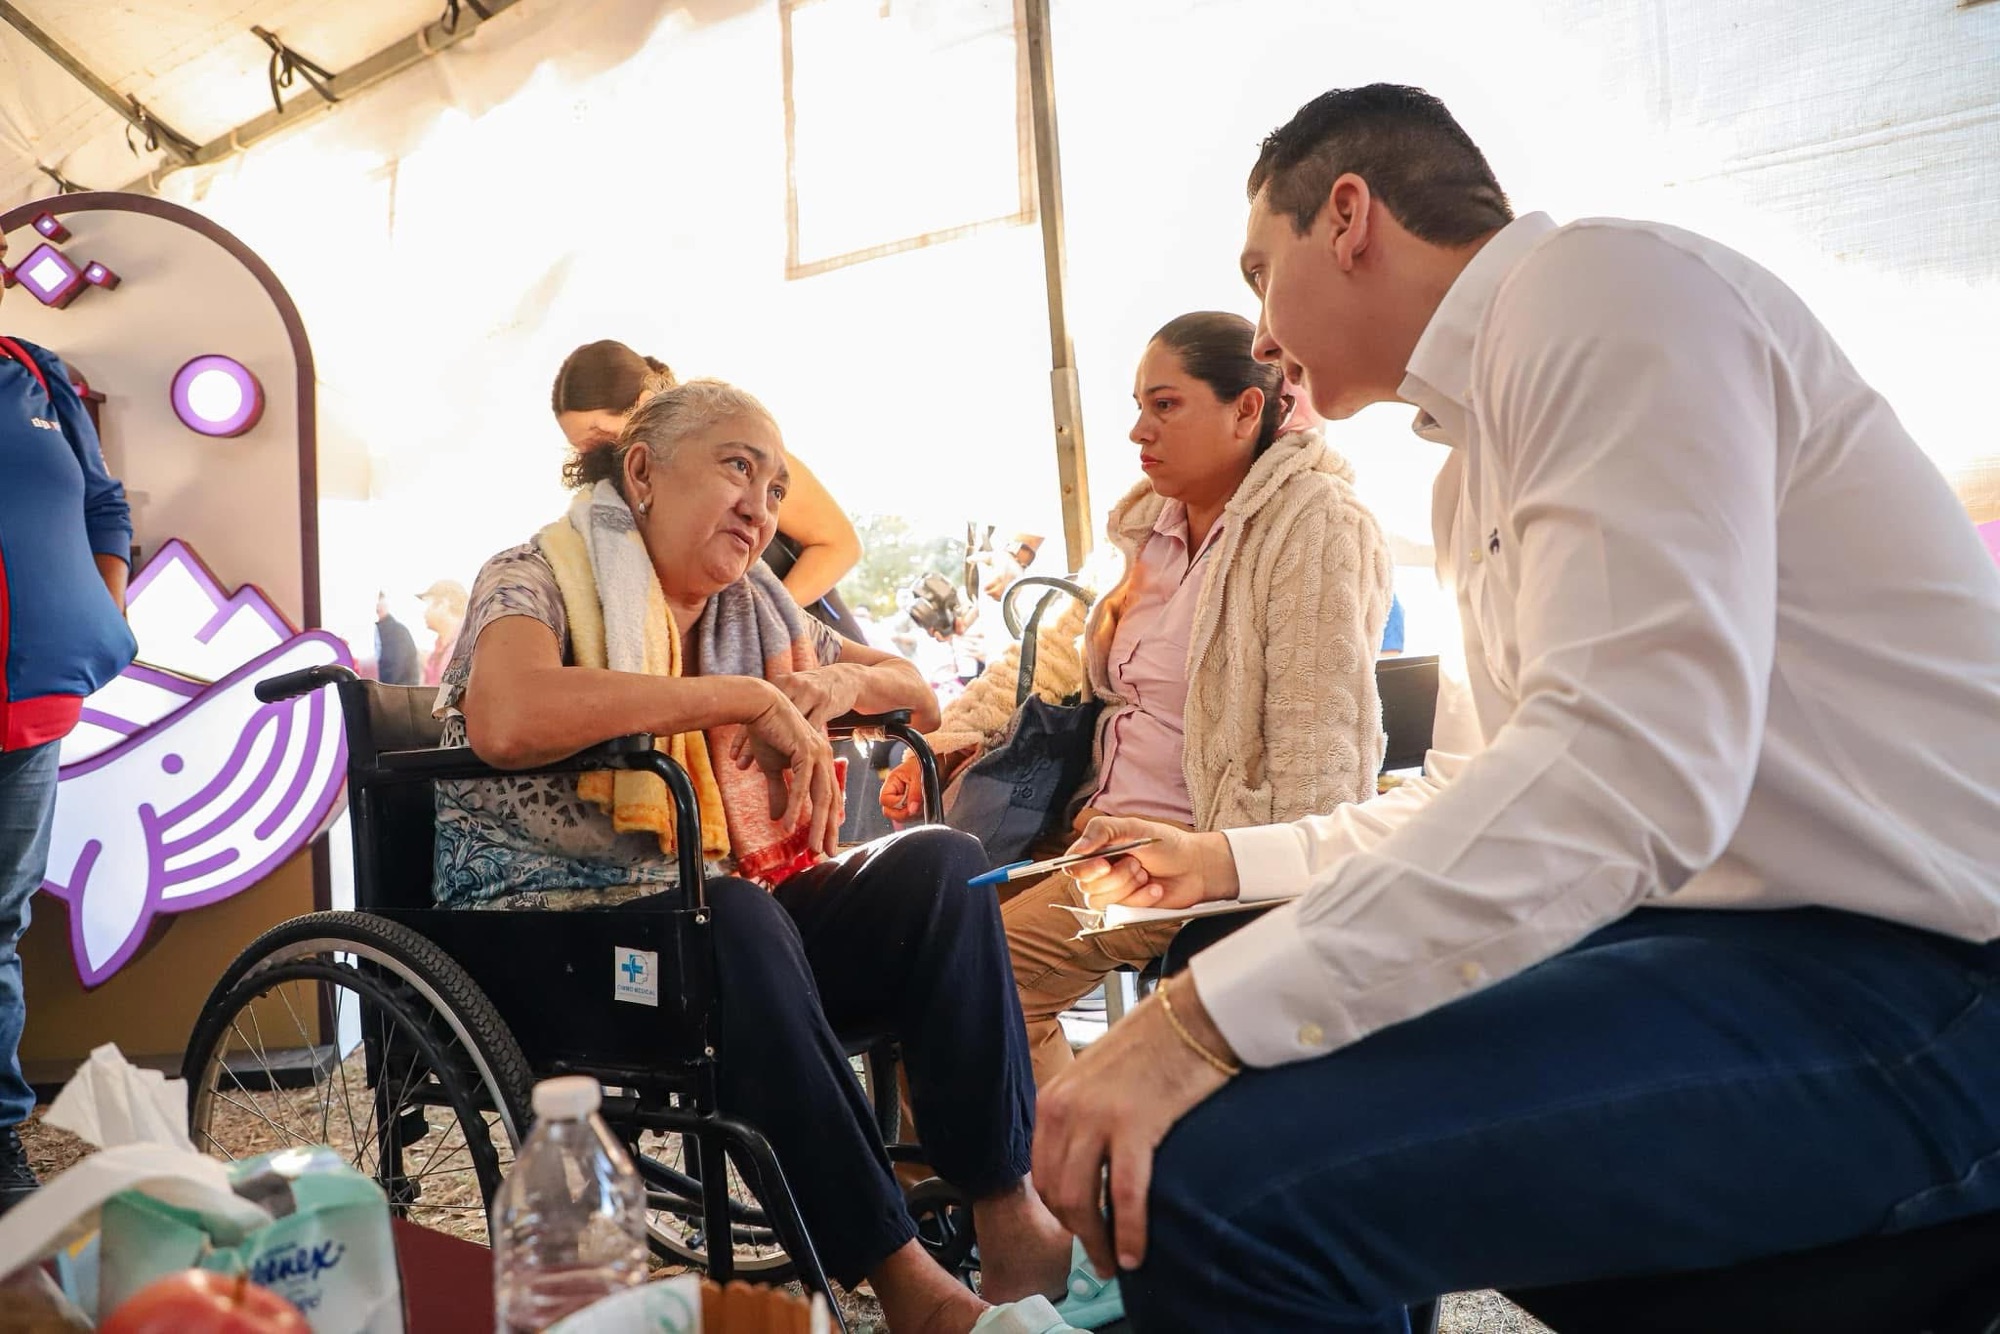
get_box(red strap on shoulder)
[0,336,51,397]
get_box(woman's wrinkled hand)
[877,745,976,824]
[769,664,865,730]
[1063,816,1240,911]
[878,752,927,822]
[731,687,842,856]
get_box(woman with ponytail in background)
[552,340,866,636]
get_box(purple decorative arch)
[3,192,333,937]
[0,191,321,627]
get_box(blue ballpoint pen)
[967,838,1159,889]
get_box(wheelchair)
[181,665,970,1326]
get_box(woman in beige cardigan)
[883,311,1393,1085]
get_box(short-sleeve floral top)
[430,541,841,909]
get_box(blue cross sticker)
[621,953,646,984]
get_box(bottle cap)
[531,1075,602,1120]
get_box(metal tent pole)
[111,1,530,193]
[1022,0,1093,572]
[0,2,197,164]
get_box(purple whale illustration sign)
[44,541,351,987]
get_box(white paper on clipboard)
[1057,895,1297,938]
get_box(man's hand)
[769,664,867,730]
[1034,976,1236,1275]
[1064,817,1240,910]
[730,685,841,856]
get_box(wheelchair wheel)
[629,1049,903,1280]
[907,1176,977,1280]
[633,1126,796,1279]
[184,912,533,1246]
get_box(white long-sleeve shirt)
[1192,213,2000,1068]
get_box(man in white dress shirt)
[1035,84,2000,1330]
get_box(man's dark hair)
[1248,85,1512,246]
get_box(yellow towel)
[537,517,732,862]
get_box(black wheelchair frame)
[184,664,948,1328]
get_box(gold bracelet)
[1158,978,1241,1078]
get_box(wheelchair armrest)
[368,734,659,781]
[358,738,708,905]
[825,711,942,824]
[825,709,911,738]
[255,663,359,703]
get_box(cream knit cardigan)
[925,428,1392,831]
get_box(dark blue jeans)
[0,742,59,1128]
[1128,906,2000,1332]
[621,826,1033,1286]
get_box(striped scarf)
[537,481,827,884]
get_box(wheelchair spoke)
[220,1017,316,1152]
[189,948,518,1248]
[349,1015,391,1168]
[235,1006,321,1148]
[634,1128,793,1275]
[206,1087,312,1150]
[404,1093,482,1185]
[271,982,335,1146]
[326,990,369,1167]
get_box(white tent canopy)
[0,0,486,203]
[5,0,1998,662]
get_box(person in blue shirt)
[1380,590,1406,656]
[372,593,421,686]
[0,228,139,1214]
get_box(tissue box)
[98,1147,402,1334]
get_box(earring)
[637,498,651,517]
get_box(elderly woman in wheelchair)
[192,380,1088,1334]
[448,380,1093,1329]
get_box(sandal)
[1052,1239,1125,1330]
[970,1295,1087,1333]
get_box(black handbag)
[943,580,1101,869]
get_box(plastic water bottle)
[493,1076,648,1332]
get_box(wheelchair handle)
[825,708,911,736]
[623,749,707,904]
[1001,576,1093,642]
[830,710,941,823]
[255,663,359,703]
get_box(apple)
[99,1270,312,1334]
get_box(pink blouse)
[1088,501,1223,825]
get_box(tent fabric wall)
[0,0,440,205]
[138,0,1059,660]
[8,0,1994,660]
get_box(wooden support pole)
[1023,0,1092,571]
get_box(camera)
[901,571,965,639]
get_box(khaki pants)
[998,808,1188,1086]
[897,815,1186,1172]
[1003,874,1179,1085]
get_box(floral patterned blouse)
[430,541,840,909]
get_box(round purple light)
[170,355,264,437]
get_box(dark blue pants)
[634,827,1032,1285]
[1127,907,2000,1332]
[0,742,58,1128]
